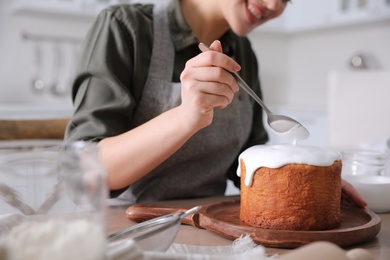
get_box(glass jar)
[341,149,390,176]
[0,140,108,259]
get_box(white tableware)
[342,150,390,176]
[343,175,390,213]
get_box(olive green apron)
[120,0,253,203]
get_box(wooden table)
[106,196,390,259]
[0,118,70,140]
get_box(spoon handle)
[198,43,272,115]
[126,204,201,227]
[179,205,202,220]
[232,72,272,114]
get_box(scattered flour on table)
[1,218,106,260]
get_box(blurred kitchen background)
[0,0,389,150]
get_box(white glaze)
[269,120,309,141]
[237,144,341,186]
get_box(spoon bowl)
[198,43,309,141]
[268,113,310,140]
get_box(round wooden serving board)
[198,200,381,248]
[126,199,381,249]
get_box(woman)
[65,0,366,207]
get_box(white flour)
[2,218,105,260]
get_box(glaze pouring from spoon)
[198,43,310,141]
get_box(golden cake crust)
[240,160,342,231]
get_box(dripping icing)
[237,144,341,187]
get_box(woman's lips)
[246,1,268,24]
[248,4,263,19]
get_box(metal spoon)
[198,43,310,141]
[107,205,201,242]
[107,206,201,253]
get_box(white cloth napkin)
[106,235,375,260]
[149,235,274,260]
[107,235,275,260]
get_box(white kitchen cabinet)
[13,0,390,32]
[12,0,106,20]
[283,0,335,32]
[328,71,390,150]
[330,0,390,25]
[258,0,390,33]
[12,0,157,20]
[0,103,72,120]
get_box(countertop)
[106,196,390,259]
[0,118,70,140]
[0,104,71,140]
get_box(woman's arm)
[66,9,237,190]
[99,40,241,190]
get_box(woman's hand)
[179,40,241,131]
[341,179,367,208]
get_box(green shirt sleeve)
[65,5,153,142]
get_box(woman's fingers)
[209,40,223,53]
[179,40,242,129]
[193,49,241,74]
[183,66,239,93]
[183,81,235,110]
[181,49,240,95]
[341,179,367,208]
[180,72,236,111]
